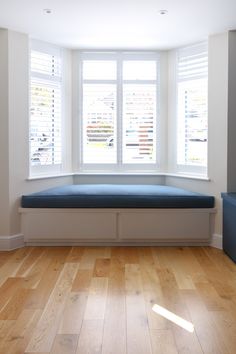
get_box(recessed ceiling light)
[159,9,168,15]
[43,9,52,15]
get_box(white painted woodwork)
[19,208,215,245]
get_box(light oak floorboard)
[50,334,78,354]
[26,262,78,352]
[76,319,104,354]
[0,246,235,354]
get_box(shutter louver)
[178,43,208,81]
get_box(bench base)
[19,208,216,246]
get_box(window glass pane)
[30,79,62,166]
[83,84,117,163]
[177,78,207,166]
[83,61,117,80]
[123,84,156,163]
[123,61,156,80]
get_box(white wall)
[0,29,10,236]
[166,33,229,235]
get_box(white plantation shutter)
[122,60,157,164]
[30,48,62,167]
[177,42,208,168]
[31,51,61,77]
[178,43,208,81]
[82,59,117,164]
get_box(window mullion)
[117,54,123,168]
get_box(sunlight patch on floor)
[152,304,195,333]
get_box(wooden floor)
[0,247,236,354]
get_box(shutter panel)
[30,50,62,166]
[82,83,117,164]
[123,84,156,163]
[177,42,208,167]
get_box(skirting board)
[0,233,222,250]
[211,234,223,249]
[0,234,25,251]
[25,240,211,247]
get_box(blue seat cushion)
[21,184,214,208]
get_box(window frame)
[77,51,160,173]
[29,40,67,177]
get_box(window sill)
[26,171,210,182]
[75,171,210,181]
[164,173,210,181]
[27,173,75,181]
[75,171,166,176]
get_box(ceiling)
[0,0,236,50]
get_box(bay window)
[29,43,208,178]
